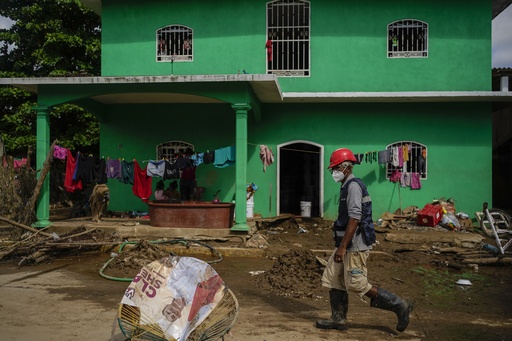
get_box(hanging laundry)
[132,161,153,202]
[214,146,236,168]
[12,158,27,169]
[74,154,88,183]
[389,169,401,183]
[120,160,135,185]
[175,156,188,170]
[163,160,180,180]
[76,155,107,185]
[366,152,374,164]
[106,158,121,179]
[72,152,81,181]
[190,153,204,167]
[94,158,107,184]
[53,145,68,160]
[378,150,391,164]
[398,147,403,167]
[64,150,83,192]
[402,144,410,162]
[391,146,400,167]
[259,145,274,172]
[355,153,364,164]
[75,154,96,186]
[400,172,411,188]
[203,150,215,164]
[147,159,166,177]
[418,154,426,177]
[411,173,422,190]
[266,39,273,62]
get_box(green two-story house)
[2,0,512,231]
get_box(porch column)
[32,106,51,228]
[231,103,251,232]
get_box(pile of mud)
[257,248,325,298]
[102,240,170,279]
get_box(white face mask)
[332,170,345,183]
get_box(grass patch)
[412,266,488,306]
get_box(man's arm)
[334,218,359,262]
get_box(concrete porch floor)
[45,212,265,258]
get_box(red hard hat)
[329,148,357,168]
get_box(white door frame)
[277,140,324,217]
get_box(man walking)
[316,148,413,332]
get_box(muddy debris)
[257,248,325,298]
[102,240,170,279]
[0,224,116,266]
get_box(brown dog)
[89,184,110,222]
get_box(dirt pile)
[102,240,170,279]
[257,248,325,298]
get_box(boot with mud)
[370,287,413,332]
[316,289,348,330]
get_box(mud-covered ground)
[1,216,511,341]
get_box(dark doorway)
[279,142,321,217]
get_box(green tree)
[0,0,101,156]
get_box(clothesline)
[59,145,237,202]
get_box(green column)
[33,106,52,228]
[231,103,251,232]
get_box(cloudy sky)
[492,5,512,68]
[0,7,511,68]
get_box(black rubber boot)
[370,288,413,332]
[316,289,348,330]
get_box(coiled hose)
[99,239,223,282]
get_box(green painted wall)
[101,0,491,91]
[99,101,492,220]
[67,0,494,221]
[100,103,239,213]
[248,102,492,220]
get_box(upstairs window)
[387,19,428,58]
[266,0,310,76]
[386,141,427,179]
[157,141,194,163]
[157,25,193,62]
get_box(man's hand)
[334,218,359,263]
[334,246,346,263]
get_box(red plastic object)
[417,204,443,227]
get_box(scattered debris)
[244,233,269,249]
[456,279,472,286]
[102,240,170,279]
[0,225,114,266]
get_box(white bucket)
[246,202,254,218]
[300,201,311,217]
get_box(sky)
[0,6,511,68]
[492,5,512,68]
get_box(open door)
[277,141,323,217]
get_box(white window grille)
[386,141,427,179]
[266,0,310,76]
[157,25,193,62]
[387,19,428,58]
[157,141,194,163]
